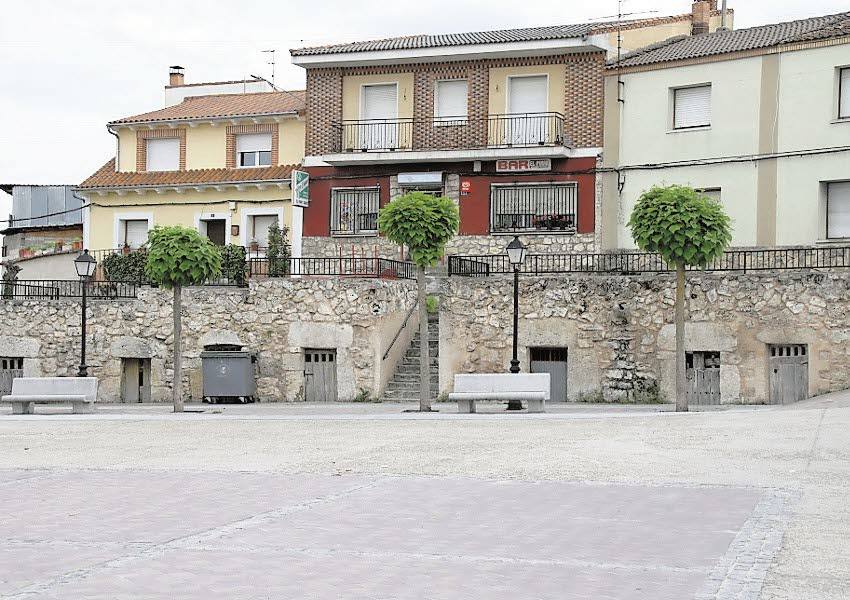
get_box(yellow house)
[78,89,306,253]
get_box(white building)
[602,12,850,249]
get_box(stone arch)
[110,337,152,359]
[199,330,244,349]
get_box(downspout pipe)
[107,125,120,171]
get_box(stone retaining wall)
[0,279,415,403]
[439,271,850,404]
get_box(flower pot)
[71,241,82,251]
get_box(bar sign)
[496,158,552,172]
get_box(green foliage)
[2,264,21,299]
[627,185,732,267]
[425,295,439,314]
[267,221,291,277]
[576,389,605,403]
[219,244,247,286]
[378,192,459,267]
[632,379,665,404]
[352,388,381,403]
[102,249,148,283]
[144,226,222,288]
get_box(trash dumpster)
[200,344,256,403]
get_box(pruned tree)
[628,185,731,412]
[267,220,291,277]
[379,191,459,411]
[145,226,222,412]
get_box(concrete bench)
[449,373,550,413]
[1,377,98,414]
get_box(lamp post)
[74,250,97,377]
[505,236,527,410]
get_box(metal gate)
[769,344,808,405]
[530,347,567,402]
[686,352,721,405]
[0,357,23,396]
[304,349,338,403]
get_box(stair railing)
[382,297,419,361]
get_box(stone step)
[392,373,438,383]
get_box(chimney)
[168,65,185,87]
[691,1,711,35]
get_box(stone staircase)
[382,315,440,402]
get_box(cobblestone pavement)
[0,393,848,599]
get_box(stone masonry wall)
[0,279,415,403]
[440,271,850,404]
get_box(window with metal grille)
[0,358,23,370]
[490,183,578,233]
[330,187,380,236]
[673,85,711,129]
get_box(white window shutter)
[840,68,850,119]
[123,220,149,248]
[362,84,398,120]
[145,138,179,171]
[674,85,711,128]
[251,214,278,246]
[509,75,547,113]
[828,182,850,238]
[435,80,468,118]
[236,133,273,153]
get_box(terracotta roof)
[109,91,306,126]
[611,12,850,69]
[78,159,297,190]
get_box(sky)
[0,0,847,224]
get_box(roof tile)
[110,91,305,125]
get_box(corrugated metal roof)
[109,91,305,126]
[291,23,595,56]
[611,12,850,68]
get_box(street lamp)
[74,250,97,378]
[505,236,527,410]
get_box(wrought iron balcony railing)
[332,112,567,153]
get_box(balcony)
[325,112,570,165]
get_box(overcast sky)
[0,0,847,213]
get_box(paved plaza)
[0,395,848,599]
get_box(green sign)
[292,170,309,208]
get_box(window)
[236,133,272,167]
[490,183,578,233]
[827,181,850,239]
[145,138,179,171]
[673,85,711,129]
[120,219,149,249]
[435,80,468,123]
[697,188,721,202]
[250,214,278,247]
[840,67,850,119]
[330,188,379,236]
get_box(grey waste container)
[200,345,256,403]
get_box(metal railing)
[1,280,139,299]
[490,183,578,234]
[448,246,850,276]
[333,112,566,153]
[382,297,419,361]
[248,257,415,280]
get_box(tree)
[628,185,731,412]
[145,226,222,412]
[379,192,459,411]
[267,220,291,277]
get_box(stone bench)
[449,373,550,413]
[1,377,98,414]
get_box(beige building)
[602,11,850,249]
[78,68,305,254]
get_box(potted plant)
[121,243,131,255]
[249,239,259,253]
[71,238,83,251]
[19,247,33,258]
[55,240,64,252]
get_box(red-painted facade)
[304,156,596,238]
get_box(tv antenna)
[262,49,276,86]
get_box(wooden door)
[205,220,226,246]
[304,349,338,403]
[769,345,808,405]
[686,352,721,405]
[530,347,567,402]
[122,358,151,403]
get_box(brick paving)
[0,470,781,599]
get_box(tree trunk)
[675,262,687,412]
[172,284,184,413]
[417,265,431,412]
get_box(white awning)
[398,172,443,187]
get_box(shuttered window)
[236,133,272,167]
[121,219,150,249]
[840,67,850,119]
[145,138,179,171]
[827,181,850,239]
[362,84,398,120]
[673,85,711,129]
[435,80,468,121]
